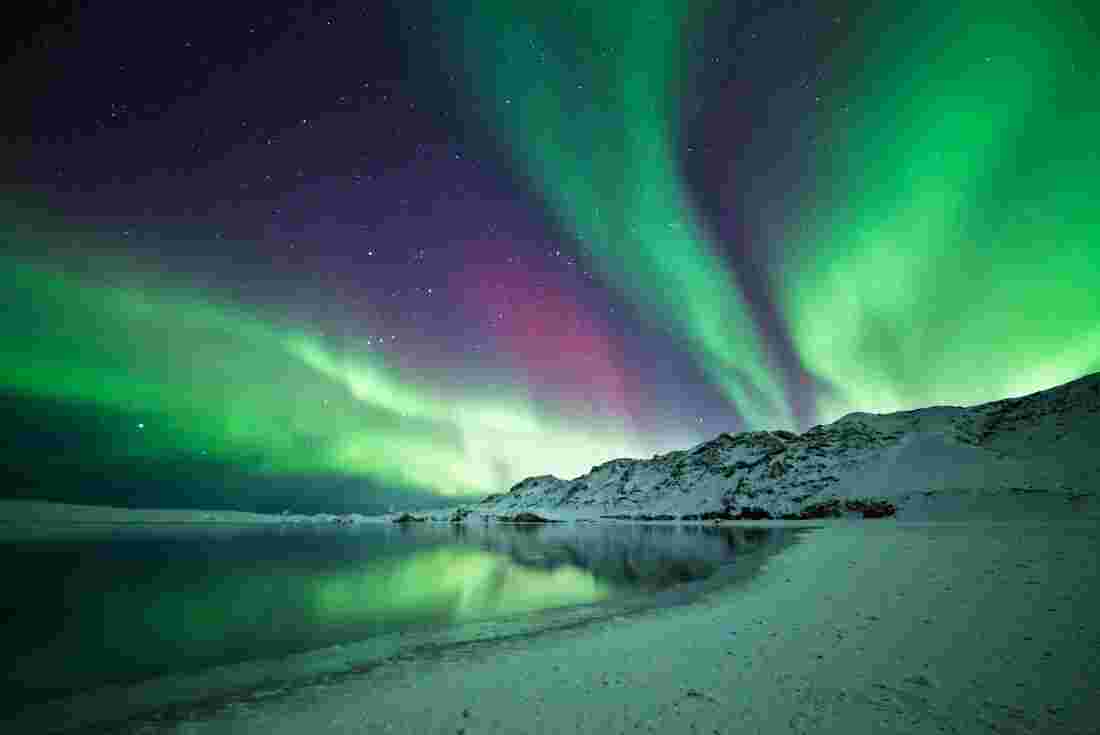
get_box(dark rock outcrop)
[844,498,897,519]
[498,511,562,523]
[733,507,772,520]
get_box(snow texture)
[480,373,1100,520]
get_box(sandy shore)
[65,519,1095,735]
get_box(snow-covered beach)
[12,518,1095,735]
[149,521,1100,735]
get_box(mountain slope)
[481,373,1100,520]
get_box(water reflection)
[2,522,787,707]
[311,545,611,626]
[446,522,781,591]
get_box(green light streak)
[779,1,1100,419]
[1,254,659,497]
[444,0,794,429]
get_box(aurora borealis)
[446,0,794,430]
[4,0,1099,512]
[780,1,1100,419]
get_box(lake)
[1,519,798,723]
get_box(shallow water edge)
[6,522,808,734]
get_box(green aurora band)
[1,249,660,498]
[6,2,1099,509]
[449,0,1100,426]
[443,0,796,430]
[780,1,1100,420]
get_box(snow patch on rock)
[481,373,1100,520]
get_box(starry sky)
[3,0,1099,513]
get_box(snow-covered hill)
[481,373,1100,520]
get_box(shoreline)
[8,523,807,734]
[116,522,1100,734]
[4,487,1096,532]
[10,519,1098,734]
[0,500,290,525]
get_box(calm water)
[1,520,791,711]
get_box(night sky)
[3,1,1099,513]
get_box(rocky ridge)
[480,372,1100,520]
